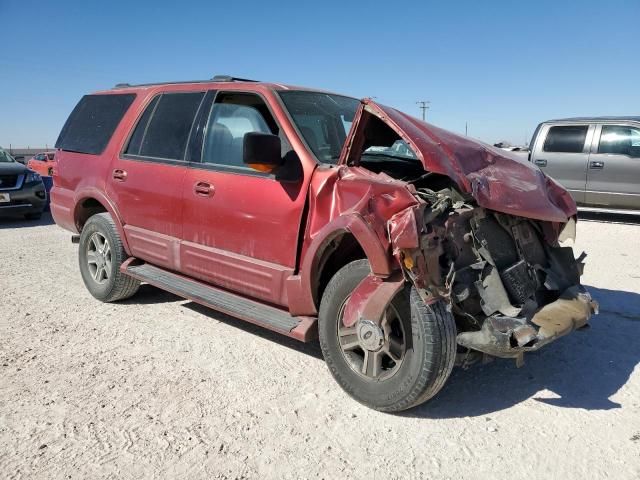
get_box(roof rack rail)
[111,75,260,89]
[112,79,213,89]
[211,75,259,82]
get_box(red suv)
[52,75,596,411]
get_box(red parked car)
[27,151,56,176]
[51,75,596,411]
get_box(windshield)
[0,148,15,163]
[363,139,418,161]
[278,91,360,164]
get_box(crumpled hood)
[365,101,577,223]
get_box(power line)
[416,100,431,121]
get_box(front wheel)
[78,212,140,302]
[318,260,457,412]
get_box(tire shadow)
[405,285,640,418]
[182,302,324,360]
[118,284,183,305]
[113,281,639,417]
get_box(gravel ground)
[1,212,639,480]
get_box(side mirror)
[243,132,282,173]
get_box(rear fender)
[73,187,131,255]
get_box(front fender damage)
[336,100,596,366]
[344,186,598,366]
[341,272,404,328]
[388,190,597,363]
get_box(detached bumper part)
[456,286,597,359]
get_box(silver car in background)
[529,117,640,212]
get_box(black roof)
[544,116,640,123]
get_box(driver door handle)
[589,161,605,170]
[194,181,214,197]
[534,159,547,167]
[112,169,127,181]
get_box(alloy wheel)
[336,301,406,381]
[86,232,112,284]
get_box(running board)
[578,206,640,216]
[122,259,317,342]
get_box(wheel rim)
[336,300,406,381]
[86,232,112,285]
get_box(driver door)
[180,90,308,306]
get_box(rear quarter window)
[56,94,136,155]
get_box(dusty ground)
[1,212,639,480]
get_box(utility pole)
[416,100,431,121]
[465,122,468,136]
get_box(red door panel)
[181,169,305,305]
[106,158,185,270]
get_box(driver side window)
[202,93,276,168]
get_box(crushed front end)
[389,187,598,364]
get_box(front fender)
[341,272,405,329]
[286,212,394,316]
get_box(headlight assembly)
[25,171,41,183]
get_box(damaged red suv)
[51,76,596,412]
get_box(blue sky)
[1,0,638,147]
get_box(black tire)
[78,212,140,302]
[318,259,457,412]
[24,212,42,220]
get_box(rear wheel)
[78,213,140,302]
[318,260,457,412]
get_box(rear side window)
[543,125,588,153]
[125,92,204,160]
[56,94,135,154]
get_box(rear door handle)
[194,181,214,197]
[112,169,127,181]
[589,161,604,170]
[534,159,547,167]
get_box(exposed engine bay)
[338,103,597,366]
[387,176,598,364]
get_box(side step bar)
[122,259,317,342]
